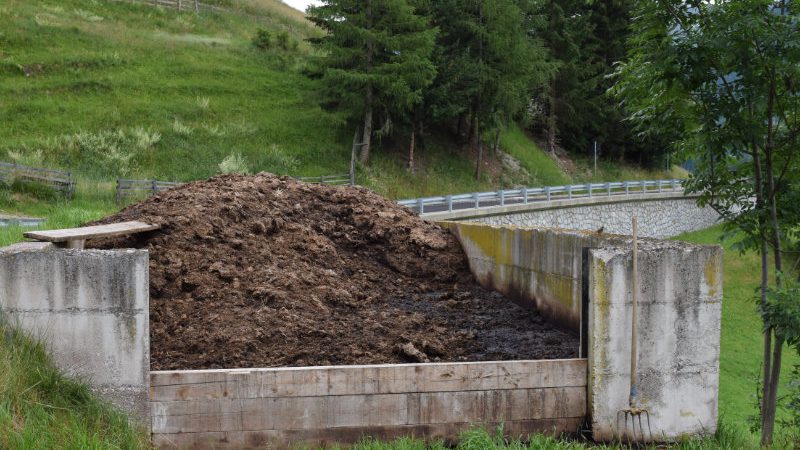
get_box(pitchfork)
[616,216,653,444]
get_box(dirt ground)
[91,173,578,370]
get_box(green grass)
[339,422,760,449]
[0,320,148,449]
[674,225,800,438]
[497,124,571,187]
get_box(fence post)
[606,182,611,196]
[499,190,505,206]
[642,181,647,193]
[446,195,453,212]
[624,181,629,195]
[417,198,424,214]
[473,192,479,209]
[194,0,199,12]
[568,185,573,199]
[151,180,157,196]
[586,182,592,198]
[319,175,324,184]
[523,187,528,204]
[545,186,551,201]
[658,180,663,192]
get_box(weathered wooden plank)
[24,221,159,243]
[150,359,587,401]
[150,387,586,434]
[152,418,585,450]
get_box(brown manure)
[91,173,577,370]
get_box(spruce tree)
[426,0,549,179]
[308,0,437,164]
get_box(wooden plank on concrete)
[24,221,159,243]
[150,387,586,434]
[150,359,587,401]
[152,418,586,450]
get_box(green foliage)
[308,0,437,138]
[764,274,800,353]
[618,2,800,443]
[780,365,800,439]
[218,152,251,175]
[252,28,272,49]
[0,321,148,449]
[425,0,550,129]
[275,30,296,51]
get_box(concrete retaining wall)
[426,193,720,239]
[443,221,626,333]
[587,242,723,441]
[150,359,588,449]
[0,243,150,422]
[443,221,722,442]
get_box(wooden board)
[152,418,586,450]
[24,221,159,243]
[150,359,587,401]
[151,359,588,449]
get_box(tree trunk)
[360,91,373,164]
[761,83,783,447]
[408,124,416,174]
[493,128,502,154]
[359,0,374,165]
[547,78,557,154]
[350,128,360,186]
[473,117,482,181]
[753,141,773,435]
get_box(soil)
[90,173,578,370]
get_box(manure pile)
[92,174,577,370]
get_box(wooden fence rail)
[109,0,229,14]
[116,179,183,203]
[0,162,76,198]
[297,173,353,186]
[116,174,352,203]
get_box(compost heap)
[92,173,577,370]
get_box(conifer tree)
[308,0,437,164]
[426,0,549,179]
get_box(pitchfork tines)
[617,402,653,444]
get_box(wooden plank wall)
[150,359,588,449]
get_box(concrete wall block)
[588,243,723,442]
[0,247,150,423]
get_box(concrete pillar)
[587,242,723,442]
[0,244,150,422]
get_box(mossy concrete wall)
[0,243,150,422]
[587,242,722,442]
[443,222,626,334]
[443,221,723,442]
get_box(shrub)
[262,144,299,173]
[252,29,272,50]
[219,152,250,175]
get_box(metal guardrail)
[397,179,685,215]
[0,162,76,198]
[116,179,183,203]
